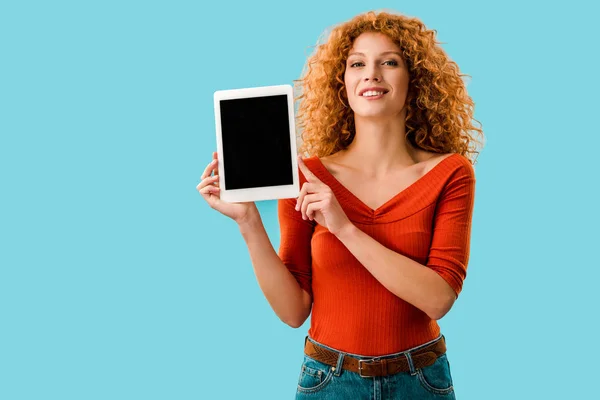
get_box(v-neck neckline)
[313,153,458,214]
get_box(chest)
[326,165,426,211]
[311,200,436,272]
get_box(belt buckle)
[358,357,381,378]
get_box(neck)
[341,111,420,178]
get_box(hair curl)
[294,10,485,164]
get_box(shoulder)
[448,153,475,180]
[297,155,325,184]
[314,153,342,176]
[435,154,476,201]
[423,151,475,180]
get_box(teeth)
[362,91,385,97]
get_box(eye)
[383,60,398,66]
[349,61,364,68]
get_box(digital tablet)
[213,84,300,203]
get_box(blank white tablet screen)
[220,94,293,190]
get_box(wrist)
[237,206,261,232]
[334,221,357,241]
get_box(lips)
[359,87,389,97]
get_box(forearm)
[336,224,455,320]
[238,211,311,328]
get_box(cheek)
[344,73,359,101]
[343,75,351,95]
[397,74,410,92]
[390,75,409,100]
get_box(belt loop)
[333,351,345,377]
[405,351,416,376]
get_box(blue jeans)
[296,335,455,399]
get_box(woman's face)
[344,32,410,119]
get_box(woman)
[197,10,483,399]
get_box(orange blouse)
[278,153,476,356]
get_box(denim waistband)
[305,334,444,361]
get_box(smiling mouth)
[361,90,388,97]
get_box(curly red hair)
[294,10,484,164]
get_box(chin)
[352,108,399,119]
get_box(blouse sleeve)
[277,171,316,299]
[426,162,476,297]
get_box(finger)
[295,182,319,211]
[296,180,330,211]
[295,182,307,211]
[199,184,221,196]
[201,158,218,180]
[295,188,304,212]
[213,151,219,176]
[198,184,222,207]
[198,175,219,186]
[212,152,221,188]
[301,193,323,220]
[297,155,322,184]
[306,201,324,221]
[197,175,220,193]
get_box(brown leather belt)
[304,336,446,378]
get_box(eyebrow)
[348,51,403,57]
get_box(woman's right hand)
[196,151,258,224]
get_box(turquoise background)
[1,0,598,399]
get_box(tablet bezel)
[213,84,300,203]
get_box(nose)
[363,64,381,82]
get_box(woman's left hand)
[295,156,353,237]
